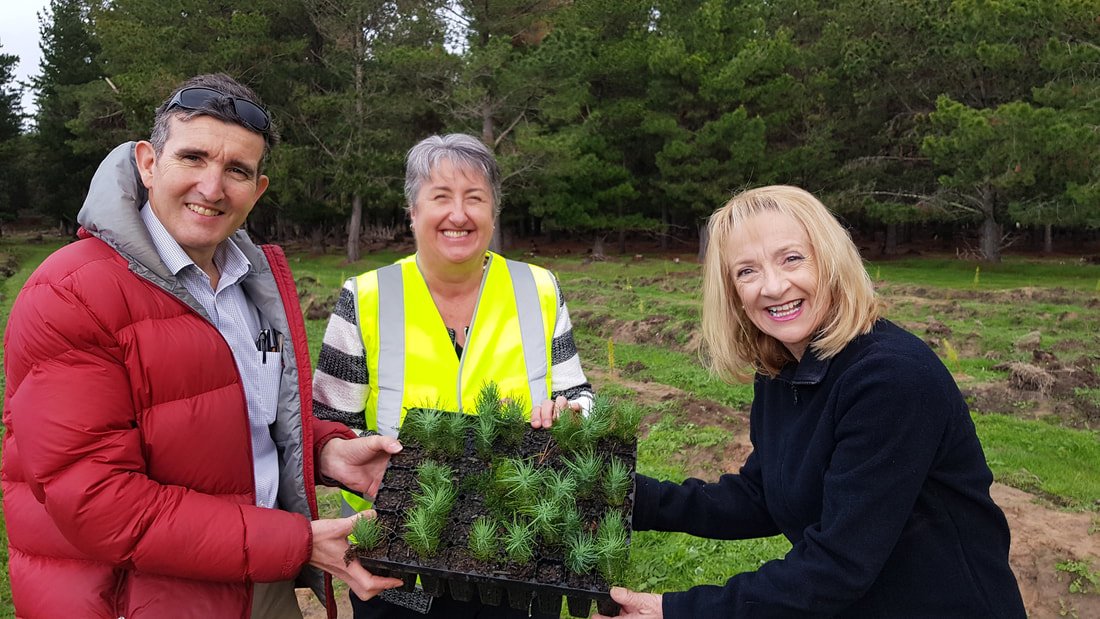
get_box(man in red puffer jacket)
[2,73,404,618]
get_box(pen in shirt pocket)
[256,328,283,364]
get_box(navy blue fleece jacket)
[633,320,1025,618]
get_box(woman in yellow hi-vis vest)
[313,134,595,619]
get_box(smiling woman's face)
[728,211,826,361]
[410,158,495,275]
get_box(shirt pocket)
[250,350,284,426]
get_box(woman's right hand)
[529,395,581,429]
[593,587,663,619]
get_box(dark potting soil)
[351,421,637,618]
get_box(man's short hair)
[150,73,279,163]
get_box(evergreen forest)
[1,0,1098,262]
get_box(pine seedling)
[595,512,629,583]
[473,412,498,458]
[611,401,644,442]
[543,468,578,506]
[415,460,454,491]
[435,410,468,457]
[525,497,564,547]
[397,408,424,446]
[468,517,498,563]
[503,517,535,565]
[414,480,458,520]
[565,531,599,575]
[401,407,444,450]
[607,337,616,375]
[412,460,456,527]
[563,447,602,498]
[560,504,584,540]
[475,381,503,417]
[350,515,386,551]
[497,396,527,449]
[550,405,585,453]
[602,457,633,507]
[580,395,614,445]
[494,457,543,509]
[403,506,443,557]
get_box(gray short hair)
[404,134,501,215]
[150,73,278,165]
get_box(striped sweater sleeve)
[549,273,595,412]
[312,278,369,432]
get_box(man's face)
[135,115,269,269]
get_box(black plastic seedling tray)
[350,422,636,618]
[363,552,622,617]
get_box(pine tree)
[29,0,103,233]
[0,42,28,231]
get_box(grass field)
[1,235,1098,616]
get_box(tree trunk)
[979,213,1002,263]
[482,113,494,150]
[592,235,606,260]
[884,223,898,255]
[310,225,325,255]
[1043,224,1053,254]
[660,205,669,251]
[347,194,363,263]
[348,7,364,265]
[490,216,503,253]
[697,220,710,263]
[478,116,501,254]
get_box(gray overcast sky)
[1,0,50,115]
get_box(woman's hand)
[530,395,581,429]
[593,587,663,619]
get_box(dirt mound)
[572,310,699,352]
[968,350,1100,429]
[1005,362,1056,394]
[888,284,1091,307]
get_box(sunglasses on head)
[165,86,271,133]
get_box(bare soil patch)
[965,350,1100,429]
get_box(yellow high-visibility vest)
[343,251,558,512]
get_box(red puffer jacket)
[2,143,350,618]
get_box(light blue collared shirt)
[141,205,281,509]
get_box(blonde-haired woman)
[596,186,1025,619]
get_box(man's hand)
[309,514,404,602]
[530,395,581,429]
[319,435,402,497]
[592,587,663,619]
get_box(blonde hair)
[702,185,880,380]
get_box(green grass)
[972,412,1100,510]
[576,334,754,410]
[868,257,1100,291]
[2,242,1099,617]
[287,250,402,367]
[1056,559,1100,595]
[627,412,790,592]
